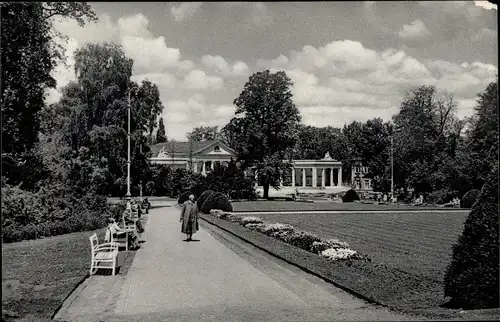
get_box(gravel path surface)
[54,201,415,321]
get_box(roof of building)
[150,139,230,157]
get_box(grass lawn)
[232,200,450,212]
[248,211,468,284]
[2,229,104,321]
[0,229,116,321]
[2,210,152,322]
[201,211,500,319]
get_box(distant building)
[149,140,350,196]
[149,139,236,174]
[351,159,373,191]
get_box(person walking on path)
[180,194,199,241]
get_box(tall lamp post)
[126,85,139,210]
[391,134,394,197]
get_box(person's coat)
[180,200,199,234]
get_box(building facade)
[149,139,350,195]
[350,159,373,191]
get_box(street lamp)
[126,85,139,211]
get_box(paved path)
[55,201,415,321]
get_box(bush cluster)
[460,189,480,208]
[342,189,360,202]
[177,191,193,205]
[444,166,499,309]
[427,189,458,205]
[201,191,233,213]
[209,211,367,263]
[197,190,215,210]
[1,183,114,243]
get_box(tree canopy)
[187,126,219,141]
[225,70,301,198]
[156,117,167,143]
[1,2,96,155]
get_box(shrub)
[310,238,351,254]
[197,190,216,210]
[321,248,358,261]
[460,189,480,208]
[245,223,265,230]
[178,191,193,205]
[342,189,360,202]
[201,191,233,213]
[240,216,264,226]
[428,189,458,205]
[281,230,322,252]
[444,166,499,309]
[1,183,113,243]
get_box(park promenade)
[54,200,412,321]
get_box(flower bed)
[209,209,369,263]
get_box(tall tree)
[41,42,164,196]
[156,117,167,143]
[392,85,460,194]
[187,126,219,141]
[228,70,301,198]
[459,81,499,190]
[1,2,96,155]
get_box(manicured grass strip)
[232,201,455,212]
[200,214,463,320]
[2,213,152,322]
[2,229,102,321]
[252,211,468,283]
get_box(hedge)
[197,190,216,210]
[342,189,360,202]
[201,192,233,213]
[178,191,193,205]
[460,189,480,209]
[444,165,499,309]
[1,184,115,243]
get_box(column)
[321,168,325,187]
[210,161,214,171]
[193,161,198,173]
[291,168,296,187]
[302,168,306,187]
[254,169,258,187]
[312,167,317,187]
[330,168,334,187]
[337,167,342,187]
[202,162,206,176]
[186,162,189,171]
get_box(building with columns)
[149,139,350,196]
[150,139,236,175]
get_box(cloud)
[171,2,204,22]
[201,55,250,77]
[183,70,224,90]
[45,13,195,104]
[474,1,497,10]
[399,19,431,39]
[261,42,497,127]
[46,8,497,141]
[162,94,236,140]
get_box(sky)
[45,1,498,141]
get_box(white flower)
[321,247,357,261]
[240,216,263,225]
[263,223,294,232]
[324,238,350,249]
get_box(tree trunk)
[263,182,270,199]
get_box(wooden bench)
[89,233,124,276]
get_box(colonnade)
[255,166,343,188]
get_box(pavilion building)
[149,139,352,196]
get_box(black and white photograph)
[1,1,498,321]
